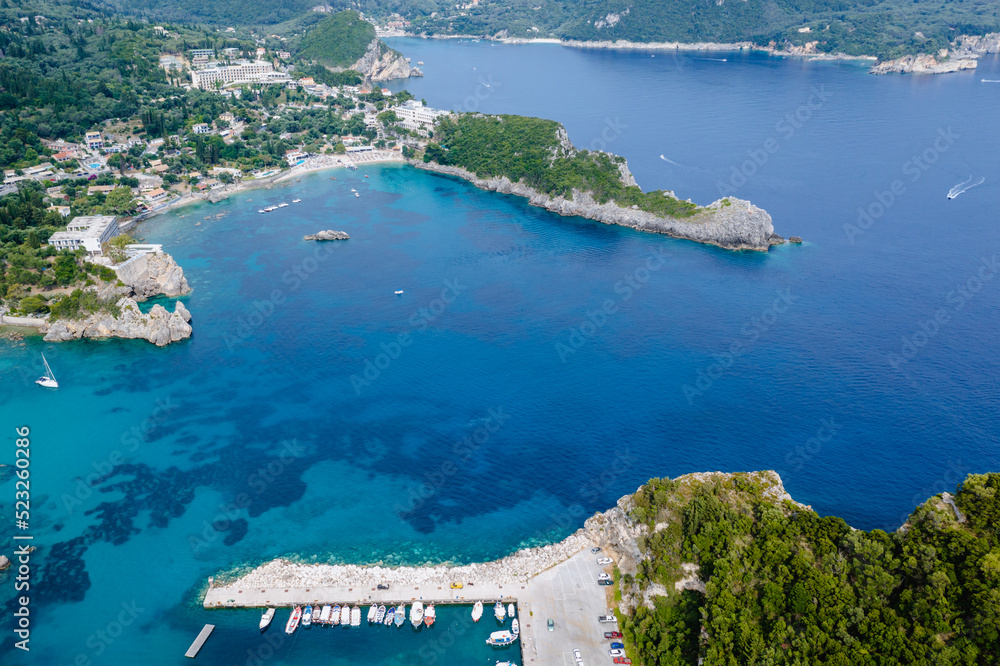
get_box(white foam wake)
[947,176,985,199]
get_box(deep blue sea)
[2,40,999,664]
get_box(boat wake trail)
[981,79,1000,83]
[659,154,684,167]
[947,176,985,199]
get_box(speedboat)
[424,604,435,627]
[494,601,506,622]
[375,604,386,623]
[508,603,515,619]
[292,198,301,203]
[350,606,361,627]
[350,188,356,192]
[340,605,350,625]
[511,618,519,636]
[259,608,275,632]
[395,604,406,626]
[285,606,302,634]
[258,209,266,213]
[331,604,341,625]
[472,601,483,622]
[278,202,289,208]
[485,629,517,646]
[410,601,424,627]
[354,192,359,197]
[320,605,332,625]
[302,605,313,627]
[394,290,404,295]
[36,354,58,388]
[367,605,378,623]
[384,606,395,625]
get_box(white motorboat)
[472,601,483,622]
[259,608,275,632]
[320,605,332,625]
[278,202,289,208]
[384,606,395,625]
[394,290,404,295]
[292,198,302,203]
[375,604,386,623]
[350,188,356,192]
[511,618,519,636]
[258,209,266,213]
[494,601,506,622]
[354,192,359,197]
[410,601,424,627]
[508,603,515,619]
[302,605,313,627]
[36,354,58,388]
[340,605,351,625]
[395,604,406,626]
[350,606,361,627]
[367,605,378,623]
[485,630,516,646]
[331,604,341,625]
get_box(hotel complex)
[47,215,120,255]
[394,101,448,131]
[190,61,289,90]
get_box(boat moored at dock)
[485,629,517,646]
[424,604,436,627]
[494,601,506,622]
[259,608,275,633]
[341,605,351,625]
[472,601,483,622]
[508,603,515,619]
[375,604,386,623]
[319,605,332,625]
[331,604,341,625]
[384,606,395,625]
[367,605,378,624]
[350,606,361,627]
[410,601,424,627]
[284,606,302,634]
[302,605,313,627]
[395,604,406,627]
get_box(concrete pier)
[203,547,617,664]
[185,624,215,658]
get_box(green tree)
[102,187,137,215]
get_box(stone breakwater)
[410,160,781,251]
[211,470,804,603]
[42,297,192,346]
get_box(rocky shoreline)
[409,160,784,251]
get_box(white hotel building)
[190,61,285,90]
[47,215,120,255]
[393,101,448,131]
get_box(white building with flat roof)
[190,61,278,89]
[392,101,448,131]
[47,215,119,255]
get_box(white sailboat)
[36,354,58,388]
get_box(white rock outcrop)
[128,252,191,299]
[42,297,192,346]
[304,230,350,241]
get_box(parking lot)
[518,548,617,665]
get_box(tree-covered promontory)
[615,472,1000,665]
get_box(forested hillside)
[297,10,375,67]
[618,472,1000,665]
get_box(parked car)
[597,557,613,565]
[591,547,601,553]
[573,648,583,664]
[610,649,626,658]
[605,631,623,639]
[598,579,613,586]
[613,658,632,664]
[376,583,389,590]
[599,614,617,623]
[598,572,612,580]
[450,581,463,589]
[547,618,554,631]
[611,642,624,649]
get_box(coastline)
[407,32,1000,74]
[409,159,783,251]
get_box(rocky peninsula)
[38,251,193,346]
[413,160,780,252]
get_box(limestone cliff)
[42,297,192,347]
[350,38,415,82]
[122,252,191,299]
[411,160,780,251]
[870,52,977,75]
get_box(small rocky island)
[415,114,791,251]
[304,230,350,241]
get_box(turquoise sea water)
[1,42,999,664]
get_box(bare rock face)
[304,230,350,241]
[352,38,412,81]
[413,161,778,251]
[42,297,192,346]
[870,53,977,74]
[128,252,192,299]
